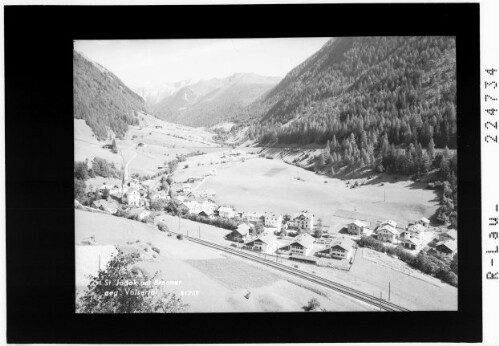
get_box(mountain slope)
[248,36,456,151]
[150,73,281,127]
[73,51,146,140]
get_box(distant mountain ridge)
[149,73,281,127]
[74,50,146,140]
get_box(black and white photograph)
[5,1,489,343]
[74,36,459,313]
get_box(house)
[279,233,315,256]
[399,237,423,250]
[316,237,356,260]
[218,207,235,219]
[406,223,426,239]
[375,224,399,243]
[416,217,430,229]
[129,207,151,221]
[242,211,264,224]
[244,234,278,253]
[347,220,369,235]
[293,211,314,231]
[123,187,141,206]
[264,212,282,231]
[435,240,458,259]
[231,223,253,243]
[439,229,457,242]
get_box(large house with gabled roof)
[277,233,315,256]
[316,237,356,260]
[244,234,278,253]
[435,240,457,259]
[375,223,399,243]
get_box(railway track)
[183,235,410,312]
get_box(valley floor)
[177,151,439,227]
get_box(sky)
[74,38,331,88]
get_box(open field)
[76,210,373,312]
[179,155,439,226]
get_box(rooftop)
[290,233,315,249]
[436,240,458,252]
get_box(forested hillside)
[73,51,146,140]
[249,36,456,151]
[242,36,457,227]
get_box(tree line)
[74,50,146,140]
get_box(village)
[81,148,458,277]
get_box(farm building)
[244,234,278,253]
[280,233,315,256]
[435,240,458,259]
[264,212,282,231]
[347,220,369,235]
[316,237,356,260]
[218,206,235,219]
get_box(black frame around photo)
[5,3,481,343]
